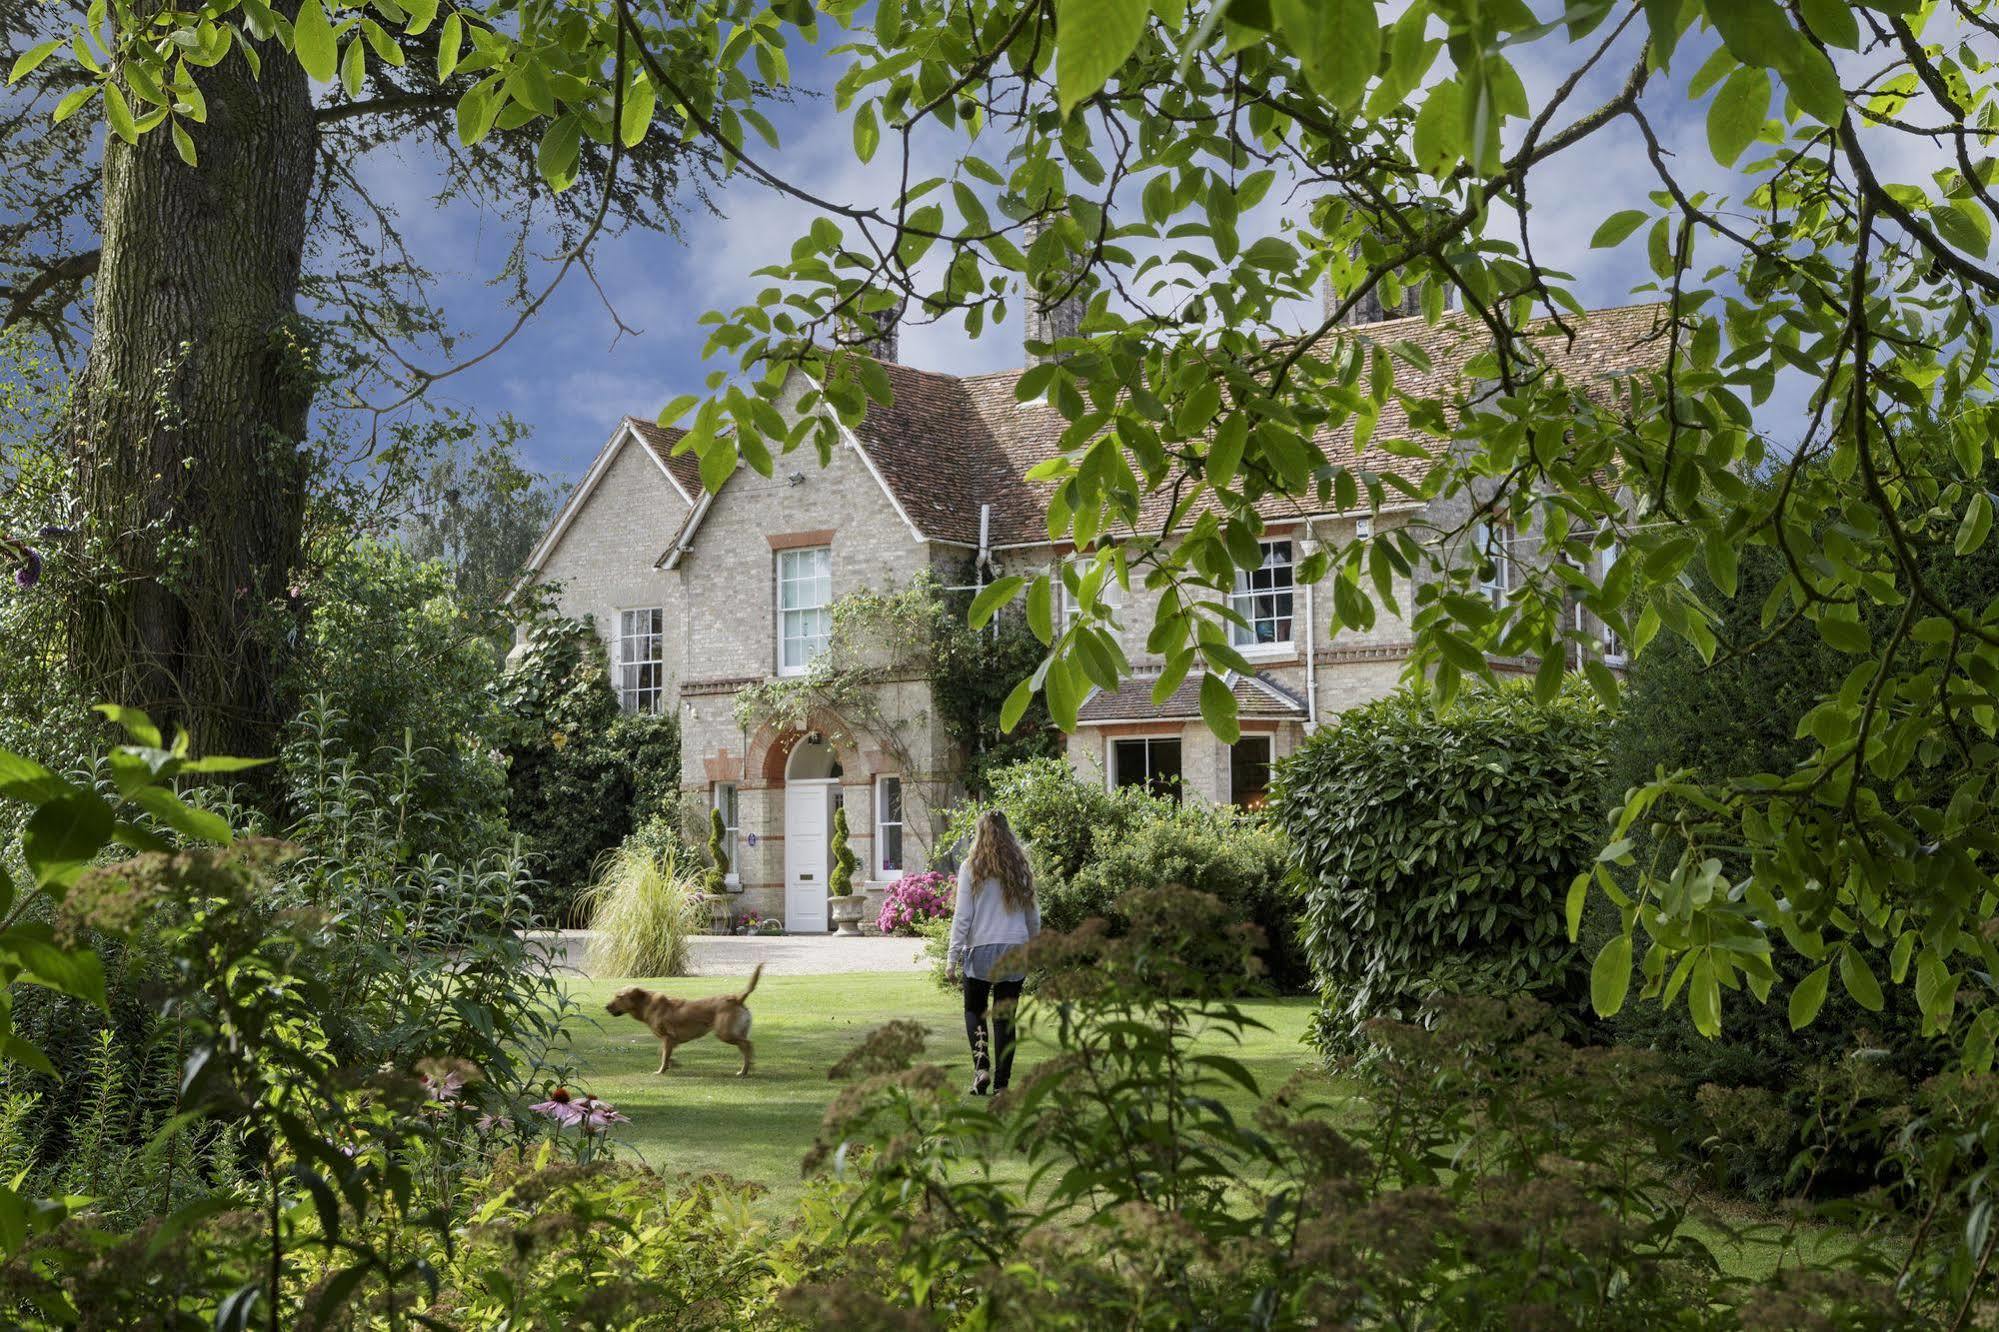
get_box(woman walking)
[946,809,1040,1096]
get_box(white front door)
[784,782,831,933]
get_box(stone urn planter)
[827,894,867,937]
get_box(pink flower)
[530,1086,628,1134]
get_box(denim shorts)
[965,941,1026,984]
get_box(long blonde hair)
[966,809,1034,911]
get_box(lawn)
[563,971,1326,1207]
[563,969,1858,1281]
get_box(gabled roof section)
[842,301,1669,549]
[1076,671,1308,726]
[517,418,694,588]
[622,416,703,503]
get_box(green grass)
[563,971,1856,1280]
[564,972,1323,1206]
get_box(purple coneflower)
[530,1086,586,1128]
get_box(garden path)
[524,929,930,977]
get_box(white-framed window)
[1470,518,1512,606]
[1111,736,1184,802]
[615,607,665,713]
[1060,574,1124,632]
[712,782,739,878]
[875,775,904,877]
[776,546,833,676]
[1229,541,1295,648]
[1230,735,1273,810]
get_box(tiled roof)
[844,302,1669,547]
[623,416,703,503]
[1076,671,1308,724]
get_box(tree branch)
[0,249,99,330]
[313,92,457,127]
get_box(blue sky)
[369,18,1743,488]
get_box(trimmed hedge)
[1272,683,1609,1053]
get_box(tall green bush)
[948,759,1309,989]
[705,806,730,895]
[495,616,682,921]
[1273,683,1610,1052]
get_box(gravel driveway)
[523,929,931,977]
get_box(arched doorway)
[781,734,846,933]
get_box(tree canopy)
[16,0,1999,1049]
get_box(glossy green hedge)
[1272,683,1610,1053]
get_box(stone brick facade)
[517,305,1659,926]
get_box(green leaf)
[435,12,462,80]
[0,752,67,802]
[852,100,880,163]
[1688,953,1721,1037]
[536,113,582,190]
[969,576,1025,629]
[103,82,138,145]
[1589,210,1649,248]
[1564,871,1588,942]
[7,932,107,1008]
[0,1036,54,1078]
[1199,670,1239,744]
[1055,0,1150,116]
[1959,491,1994,556]
[171,118,196,165]
[292,0,338,83]
[52,84,97,123]
[620,75,655,147]
[998,676,1036,733]
[1591,933,1632,1017]
[339,35,365,97]
[1915,949,1959,1027]
[22,792,114,888]
[1799,0,1859,48]
[8,39,62,85]
[1789,963,1831,1030]
[1706,65,1769,167]
[1275,0,1379,110]
[1838,946,1884,1013]
[129,787,232,846]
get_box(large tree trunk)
[70,21,316,758]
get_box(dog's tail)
[735,961,765,1003]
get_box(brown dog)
[605,964,762,1076]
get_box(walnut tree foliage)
[18,0,1999,1050]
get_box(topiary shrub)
[1272,682,1610,1054]
[827,804,857,898]
[704,806,730,895]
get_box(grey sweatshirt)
[948,859,1041,970]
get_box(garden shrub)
[878,870,952,935]
[495,616,683,921]
[1601,549,1950,1199]
[584,840,703,978]
[1273,682,1610,1052]
[945,758,1310,989]
[286,538,512,860]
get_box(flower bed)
[877,870,952,935]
